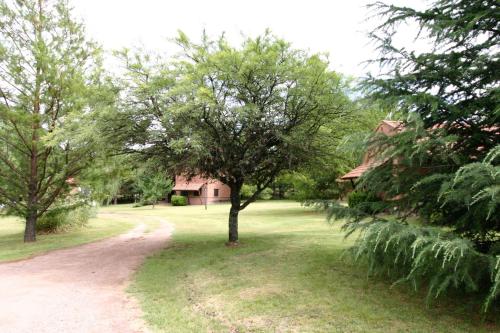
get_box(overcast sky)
[71,0,425,78]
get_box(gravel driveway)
[0,214,173,333]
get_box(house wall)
[206,180,231,203]
[361,121,402,164]
[340,120,404,183]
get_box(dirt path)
[0,213,173,333]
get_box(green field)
[106,201,499,333]
[0,213,135,262]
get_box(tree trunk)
[228,183,242,244]
[278,185,285,199]
[113,197,117,205]
[24,210,36,242]
[25,153,38,243]
[24,0,42,243]
[228,206,239,243]
[272,183,278,199]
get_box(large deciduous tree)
[0,0,104,241]
[172,32,352,243]
[116,32,353,244]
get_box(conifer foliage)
[327,0,499,311]
[327,146,499,311]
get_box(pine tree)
[355,0,500,249]
[0,0,104,241]
[326,0,499,310]
[365,0,499,158]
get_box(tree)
[324,0,500,310]
[136,169,173,208]
[116,32,353,243]
[171,32,352,243]
[81,154,137,205]
[325,142,500,311]
[365,0,499,158]
[0,0,104,241]
[110,48,181,162]
[356,0,500,249]
[279,100,388,201]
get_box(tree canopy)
[114,32,354,243]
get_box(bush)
[240,184,273,200]
[347,190,376,207]
[71,205,96,226]
[258,187,273,200]
[36,205,94,233]
[347,190,379,213]
[240,184,256,199]
[171,195,188,206]
[133,200,153,207]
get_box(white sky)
[71,0,425,78]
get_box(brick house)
[340,120,403,186]
[340,119,498,189]
[172,175,231,205]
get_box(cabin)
[340,119,498,189]
[172,175,231,205]
[340,120,403,186]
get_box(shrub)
[133,200,154,207]
[347,190,379,213]
[258,187,273,200]
[71,205,96,227]
[171,195,188,206]
[240,185,273,200]
[36,205,94,233]
[36,209,69,233]
[240,184,256,199]
[347,190,376,207]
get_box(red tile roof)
[172,182,204,191]
[339,120,497,182]
[340,163,374,180]
[381,120,403,128]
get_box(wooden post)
[204,182,208,210]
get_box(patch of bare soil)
[0,213,173,333]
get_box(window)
[214,189,219,197]
[192,190,199,197]
[181,191,188,196]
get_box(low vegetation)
[36,205,96,234]
[171,195,188,206]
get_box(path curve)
[0,213,173,333]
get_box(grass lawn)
[0,213,135,262]
[107,201,499,333]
